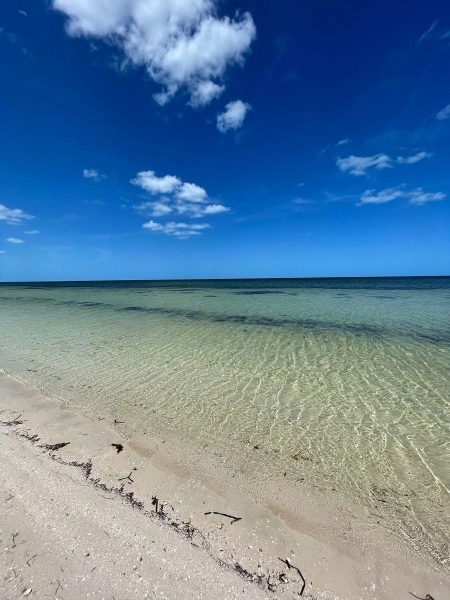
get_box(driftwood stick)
[204,511,242,524]
[26,553,38,567]
[279,557,306,596]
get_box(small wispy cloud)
[0,204,34,225]
[0,250,6,254]
[359,185,446,206]
[133,201,173,217]
[217,100,251,133]
[292,198,314,204]
[417,19,439,44]
[83,168,107,182]
[337,150,432,175]
[24,230,40,234]
[336,153,392,176]
[18,10,27,16]
[142,221,210,239]
[319,139,351,155]
[396,151,432,164]
[436,104,450,120]
[0,26,28,54]
[6,237,25,244]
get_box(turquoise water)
[0,277,449,567]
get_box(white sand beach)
[1,375,447,600]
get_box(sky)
[1,0,450,281]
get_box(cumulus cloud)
[83,168,107,181]
[396,151,432,164]
[131,171,181,194]
[436,104,450,120]
[217,100,251,133]
[52,0,256,107]
[359,185,446,206]
[6,237,25,244]
[189,81,224,107]
[0,204,34,224]
[176,182,208,203]
[142,220,210,238]
[336,153,392,176]
[131,168,230,236]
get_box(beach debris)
[26,552,38,566]
[409,594,435,600]
[114,419,124,424]
[204,511,242,524]
[119,471,134,483]
[279,557,306,596]
[12,532,18,548]
[22,589,32,596]
[41,442,70,451]
[2,413,25,426]
[111,443,124,453]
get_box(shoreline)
[1,372,448,599]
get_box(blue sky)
[1,0,449,281]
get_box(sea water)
[1,277,449,567]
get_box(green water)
[1,277,449,567]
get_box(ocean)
[1,276,449,568]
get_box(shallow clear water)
[1,277,449,567]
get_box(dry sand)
[1,374,448,600]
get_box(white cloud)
[52,0,256,107]
[0,204,34,225]
[131,171,181,194]
[359,187,406,205]
[24,230,40,234]
[133,200,173,217]
[189,81,224,107]
[359,185,446,206]
[19,10,27,17]
[0,250,6,254]
[436,104,450,120]
[217,100,251,133]
[6,237,25,244]
[408,189,446,205]
[142,220,210,238]
[338,150,433,175]
[337,138,350,146]
[397,151,432,164]
[417,19,439,44]
[201,204,229,214]
[176,182,208,203]
[131,168,230,234]
[176,202,229,217]
[336,153,392,176]
[292,198,314,204]
[83,168,107,181]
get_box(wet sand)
[1,374,448,600]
